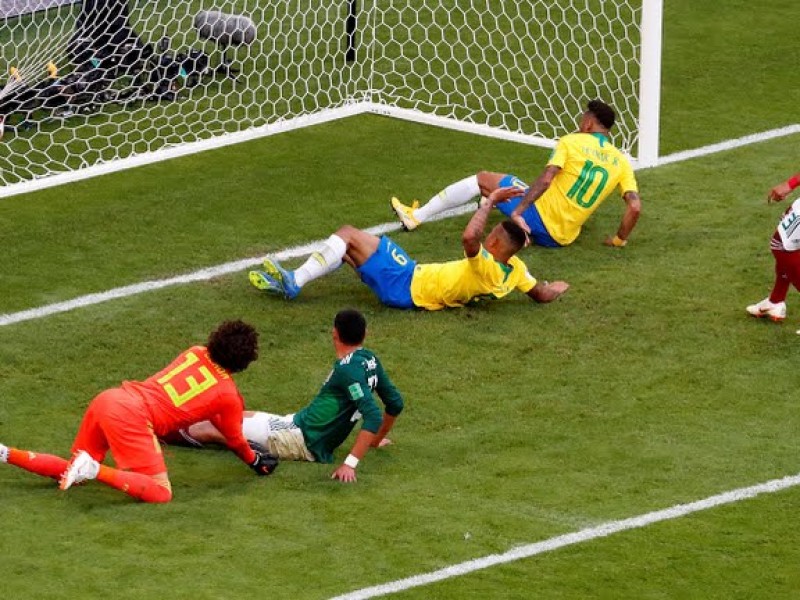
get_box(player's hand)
[371,437,393,448]
[487,186,524,206]
[511,213,531,234]
[331,464,357,483]
[248,441,279,476]
[768,183,791,203]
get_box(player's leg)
[392,172,494,229]
[250,226,380,299]
[748,247,790,321]
[0,444,69,480]
[61,391,173,503]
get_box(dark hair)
[207,320,259,373]
[587,99,616,130]
[500,220,528,251]
[334,309,366,346]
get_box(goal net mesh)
[0,0,643,192]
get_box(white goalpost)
[0,0,663,199]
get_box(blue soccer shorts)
[356,236,417,309]
[494,174,561,248]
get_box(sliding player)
[0,320,276,503]
[163,309,403,483]
[746,171,800,329]
[391,99,642,248]
[249,187,569,309]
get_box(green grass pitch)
[1,1,800,599]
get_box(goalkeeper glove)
[248,440,279,476]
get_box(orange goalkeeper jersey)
[122,345,255,464]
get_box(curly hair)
[587,99,616,130]
[207,320,259,373]
[334,309,366,346]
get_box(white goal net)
[0,0,662,198]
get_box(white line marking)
[329,472,800,600]
[1,123,798,329]
[0,205,474,328]
[652,124,800,167]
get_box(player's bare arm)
[511,165,561,231]
[768,173,800,203]
[604,190,642,247]
[527,280,570,303]
[331,428,377,483]
[462,186,523,257]
[370,413,397,448]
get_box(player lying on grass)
[161,309,403,483]
[249,187,569,310]
[0,320,277,503]
[746,170,800,331]
[391,99,642,249]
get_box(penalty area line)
[0,205,475,328]
[328,471,800,600]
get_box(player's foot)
[249,259,300,299]
[746,298,786,322]
[59,450,99,490]
[391,197,420,231]
[0,443,8,463]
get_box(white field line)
[1,124,798,329]
[651,124,800,167]
[0,205,474,328]
[329,472,800,600]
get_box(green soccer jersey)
[293,347,404,463]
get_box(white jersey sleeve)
[777,198,800,252]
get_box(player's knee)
[334,225,359,241]
[143,475,173,503]
[477,171,502,194]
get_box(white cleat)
[59,450,99,490]
[0,443,8,463]
[746,298,786,322]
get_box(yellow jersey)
[535,132,638,246]
[410,246,537,311]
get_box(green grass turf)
[1,122,800,598]
[2,1,800,598]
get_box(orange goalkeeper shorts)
[71,388,166,476]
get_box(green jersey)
[293,347,404,463]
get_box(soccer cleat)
[249,259,301,299]
[391,197,421,231]
[0,443,8,463]
[59,450,99,490]
[746,298,786,322]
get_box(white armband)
[344,454,359,469]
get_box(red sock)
[97,465,173,503]
[769,274,790,303]
[7,448,68,480]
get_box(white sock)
[294,235,347,287]
[415,175,481,222]
[0,443,7,463]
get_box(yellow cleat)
[391,197,421,231]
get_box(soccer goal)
[0,0,663,199]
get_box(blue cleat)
[250,259,301,299]
[249,270,285,296]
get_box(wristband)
[612,235,627,247]
[344,454,359,469]
[788,175,800,191]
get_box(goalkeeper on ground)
[391,99,642,249]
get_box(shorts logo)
[348,383,364,400]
